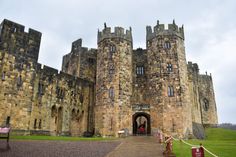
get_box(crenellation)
[97,25,132,43]
[147,20,184,41]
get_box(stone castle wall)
[198,74,218,126]
[0,19,94,136]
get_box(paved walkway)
[0,140,120,157]
[106,136,164,157]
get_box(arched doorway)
[132,112,151,135]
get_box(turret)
[146,20,184,41]
[97,23,132,43]
[95,24,133,136]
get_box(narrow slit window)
[109,87,115,100]
[38,119,42,129]
[34,119,37,129]
[2,71,6,81]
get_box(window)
[109,64,115,74]
[167,63,173,72]
[136,66,144,75]
[56,87,65,99]
[109,87,114,100]
[38,119,42,129]
[6,116,10,126]
[38,83,44,95]
[88,58,95,64]
[168,86,174,97]
[109,45,116,59]
[2,71,6,81]
[34,119,37,129]
[164,41,171,49]
[79,94,84,103]
[110,45,116,53]
[203,98,209,111]
[17,75,22,88]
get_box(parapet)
[146,20,184,41]
[97,23,132,43]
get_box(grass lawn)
[2,135,117,141]
[173,128,236,157]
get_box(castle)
[0,19,218,138]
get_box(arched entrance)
[132,112,151,135]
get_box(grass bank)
[173,128,236,157]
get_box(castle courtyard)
[0,136,164,157]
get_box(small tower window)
[38,83,44,95]
[109,87,115,100]
[168,86,174,97]
[109,45,116,59]
[167,63,173,73]
[164,41,171,49]
[136,66,144,75]
[109,64,115,74]
[17,75,22,88]
[110,45,116,53]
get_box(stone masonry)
[0,19,218,138]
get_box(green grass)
[3,135,117,141]
[173,128,236,157]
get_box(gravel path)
[0,140,121,157]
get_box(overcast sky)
[1,0,236,124]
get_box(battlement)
[187,61,199,74]
[0,19,41,62]
[35,63,93,86]
[146,20,184,41]
[97,23,132,43]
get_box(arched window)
[168,86,174,97]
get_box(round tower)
[95,24,133,136]
[146,20,192,137]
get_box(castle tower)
[146,20,192,137]
[0,19,41,62]
[95,24,133,136]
